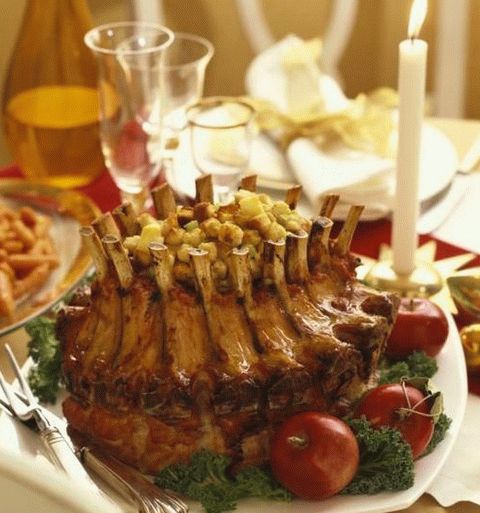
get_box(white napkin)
[287,138,394,220]
[245,35,395,220]
[427,393,480,506]
[245,34,350,116]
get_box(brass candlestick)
[356,241,476,310]
[363,258,443,297]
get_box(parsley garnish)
[26,316,61,404]
[155,449,292,513]
[341,418,415,495]
[379,351,438,384]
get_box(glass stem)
[217,190,231,204]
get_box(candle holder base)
[363,259,443,297]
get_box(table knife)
[457,134,480,174]
[417,175,469,235]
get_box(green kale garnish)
[423,413,452,456]
[26,316,62,404]
[341,418,414,495]
[379,351,438,384]
[155,449,292,513]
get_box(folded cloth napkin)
[287,137,394,220]
[245,35,397,220]
[427,393,480,506]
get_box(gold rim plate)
[0,180,101,337]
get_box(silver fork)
[0,397,176,513]
[0,344,188,513]
[0,344,100,485]
[79,446,187,513]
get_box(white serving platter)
[0,307,467,513]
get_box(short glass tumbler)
[187,97,255,202]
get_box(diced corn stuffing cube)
[135,223,163,264]
[238,195,265,219]
[177,243,192,263]
[218,222,244,246]
[202,218,222,238]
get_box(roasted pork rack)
[58,175,399,473]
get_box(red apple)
[270,412,359,499]
[386,298,449,359]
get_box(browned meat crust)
[59,181,399,472]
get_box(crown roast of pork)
[58,174,399,474]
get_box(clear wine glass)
[84,22,174,210]
[186,97,255,203]
[161,32,214,149]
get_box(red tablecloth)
[3,164,479,393]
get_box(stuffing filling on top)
[123,189,311,288]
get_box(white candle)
[392,0,428,276]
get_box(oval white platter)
[0,308,467,513]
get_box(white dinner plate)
[0,308,467,513]
[241,34,459,212]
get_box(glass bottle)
[2,0,104,188]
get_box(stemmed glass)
[84,22,174,210]
[161,33,214,151]
[186,97,255,202]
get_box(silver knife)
[457,134,480,174]
[417,174,469,235]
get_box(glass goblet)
[186,97,255,203]
[161,32,214,145]
[84,22,174,211]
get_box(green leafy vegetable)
[26,316,62,404]
[379,351,438,384]
[25,273,95,403]
[341,418,414,495]
[423,413,452,456]
[155,449,292,513]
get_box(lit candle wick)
[408,0,427,40]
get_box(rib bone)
[319,194,340,217]
[102,235,133,289]
[151,183,177,219]
[231,247,304,373]
[190,247,259,390]
[285,185,302,209]
[80,226,108,281]
[229,247,252,301]
[112,202,139,237]
[263,240,289,304]
[189,248,213,302]
[149,242,173,294]
[285,230,309,283]
[335,205,364,256]
[92,212,121,239]
[240,175,257,192]
[195,175,214,204]
[308,217,333,269]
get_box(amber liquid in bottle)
[2,0,104,188]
